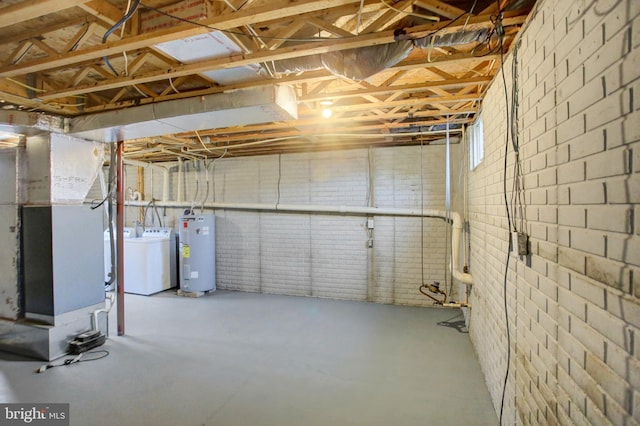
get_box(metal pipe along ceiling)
[124,200,473,286]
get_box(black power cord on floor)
[35,350,110,374]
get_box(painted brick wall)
[468,0,640,424]
[117,144,463,306]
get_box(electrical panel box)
[179,214,215,293]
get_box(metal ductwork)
[0,109,66,136]
[269,41,413,81]
[68,85,297,143]
[26,133,105,204]
[268,27,491,81]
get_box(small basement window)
[469,115,484,170]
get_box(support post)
[116,140,125,336]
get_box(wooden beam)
[0,17,94,46]
[0,80,76,114]
[178,107,476,137]
[267,19,306,50]
[0,0,92,30]
[414,0,467,20]
[308,17,354,37]
[361,0,414,34]
[301,76,491,102]
[63,22,97,52]
[329,93,480,113]
[78,52,497,114]
[78,1,129,27]
[36,13,523,100]
[3,41,34,67]
[30,38,59,57]
[0,0,364,77]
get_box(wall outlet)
[367,239,373,248]
[517,232,529,256]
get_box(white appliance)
[103,227,133,283]
[179,214,215,293]
[103,227,175,295]
[142,227,177,290]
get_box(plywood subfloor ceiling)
[0,0,534,160]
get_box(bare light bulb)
[322,108,332,118]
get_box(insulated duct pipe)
[123,159,170,202]
[125,200,473,285]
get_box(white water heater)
[179,213,215,293]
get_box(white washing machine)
[124,229,171,295]
[141,227,177,289]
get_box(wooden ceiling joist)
[0,0,535,159]
[0,0,92,30]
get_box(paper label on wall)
[183,246,190,258]
[190,271,199,279]
[203,226,209,236]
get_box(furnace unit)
[179,213,215,293]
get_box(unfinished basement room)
[0,0,638,425]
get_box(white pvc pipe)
[177,158,183,203]
[450,211,473,285]
[124,159,170,202]
[124,200,473,285]
[92,288,116,333]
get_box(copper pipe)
[116,140,125,336]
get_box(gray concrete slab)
[0,290,497,425]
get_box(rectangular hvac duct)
[26,133,105,204]
[68,85,297,143]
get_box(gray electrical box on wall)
[179,213,215,293]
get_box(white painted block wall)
[103,144,464,306]
[468,0,640,424]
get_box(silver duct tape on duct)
[269,41,413,81]
[268,28,489,81]
[68,85,298,143]
[412,28,491,49]
[0,109,66,136]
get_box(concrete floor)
[0,291,497,426]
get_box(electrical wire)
[5,77,46,92]
[201,159,210,213]
[169,77,180,94]
[102,0,141,76]
[496,4,513,424]
[35,350,110,373]
[462,0,479,31]
[190,160,200,214]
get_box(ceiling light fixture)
[321,108,332,118]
